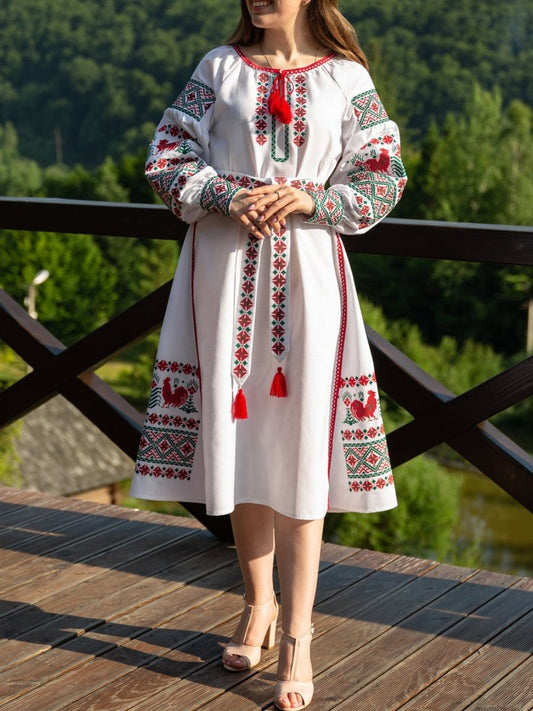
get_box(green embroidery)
[271,118,290,163]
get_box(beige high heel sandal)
[274,626,314,710]
[222,593,279,671]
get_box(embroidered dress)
[130,45,407,519]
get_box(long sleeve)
[306,69,407,233]
[145,57,240,224]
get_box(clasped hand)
[229,184,315,239]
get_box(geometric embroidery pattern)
[172,79,216,121]
[233,43,334,159]
[307,188,344,226]
[346,134,407,229]
[146,116,208,220]
[135,359,201,482]
[252,70,294,163]
[253,70,292,163]
[218,172,325,194]
[348,173,399,230]
[271,118,291,164]
[254,72,270,147]
[351,89,389,130]
[232,237,263,387]
[339,372,393,492]
[200,176,241,216]
[292,73,308,147]
[135,428,197,481]
[270,226,289,361]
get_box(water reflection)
[452,468,533,577]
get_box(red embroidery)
[328,236,348,479]
[292,74,307,147]
[172,79,216,121]
[351,89,389,130]
[219,172,325,193]
[270,227,289,361]
[136,359,200,482]
[232,237,262,386]
[234,45,335,74]
[339,372,393,490]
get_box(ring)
[275,190,280,200]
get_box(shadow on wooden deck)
[0,485,531,711]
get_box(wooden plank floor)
[0,485,531,711]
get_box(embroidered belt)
[227,173,329,419]
[218,171,327,194]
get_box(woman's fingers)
[229,189,272,238]
[231,186,314,236]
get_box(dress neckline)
[233,44,335,74]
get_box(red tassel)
[276,97,292,125]
[267,72,292,125]
[270,367,288,398]
[232,388,248,419]
[267,90,281,117]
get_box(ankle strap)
[281,625,314,643]
[243,593,278,610]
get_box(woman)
[130,0,406,707]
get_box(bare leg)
[275,514,323,709]
[224,503,276,670]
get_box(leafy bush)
[324,456,481,566]
[0,423,23,488]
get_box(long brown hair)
[227,0,368,69]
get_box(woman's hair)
[227,0,368,69]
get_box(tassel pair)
[232,368,288,420]
[267,72,292,125]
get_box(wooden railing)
[1,196,532,540]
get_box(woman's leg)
[274,514,324,709]
[224,503,277,670]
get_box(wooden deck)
[0,485,531,711]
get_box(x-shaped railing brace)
[1,281,532,530]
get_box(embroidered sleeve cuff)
[200,176,241,216]
[305,189,345,226]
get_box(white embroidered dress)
[130,45,407,519]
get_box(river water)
[452,468,533,577]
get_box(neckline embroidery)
[233,44,335,74]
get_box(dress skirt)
[130,212,398,518]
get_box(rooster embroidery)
[350,390,377,421]
[161,377,189,408]
[363,148,390,173]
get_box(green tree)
[323,456,478,564]
[0,424,23,488]
[406,85,533,226]
[0,231,118,344]
[0,122,43,196]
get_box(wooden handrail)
[1,196,533,264]
[1,197,532,528]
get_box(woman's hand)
[247,184,315,231]
[229,185,315,239]
[229,188,275,240]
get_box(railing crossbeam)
[389,357,533,459]
[0,283,172,428]
[368,328,533,511]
